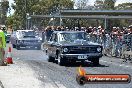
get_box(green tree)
[94,0,117,29]
[11,0,39,29]
[1,1,9,11]
[115,3,132,10]
[1,1,9,24]
[103,0,117,30]
[11,0,74,29]
[103,0,116,10]
[75,0,89,9]
[94,0,104,10]
[94,0,116,10]
[6,15,22,30]
[115,3,132,27]
[6,16,14,26]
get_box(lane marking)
[100,60,132,69]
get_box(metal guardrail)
[60,10,132,15]
[89,33,132,59]
[31,15,132,19]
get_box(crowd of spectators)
[42,25,132,58]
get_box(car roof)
[53,31,85,34]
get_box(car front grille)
[68,46,97,54]
[24,40,38,43]
[7,35,11,37]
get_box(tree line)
[4,0,132,30]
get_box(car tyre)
[92,58,99,66]
[6,41,9,43]
[16,45,20,50]
[12,44,16,48]
[48,56,55,62]
[57,54,67,66]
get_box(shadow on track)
[65,61,109,67]
[16,47,41,50]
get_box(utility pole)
[104,18,107,30]
[27,13,31,30]
[59,10,61,26]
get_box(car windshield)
[22,31,36,37]
[58,32,90,42]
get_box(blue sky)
[7,0,132,16]
[7,0,14,16]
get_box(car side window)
[50,33,58,42]
[49,33,54,42]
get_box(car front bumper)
[6,39,10,42]
[6,36,11,42]
[18,43,41,47]
[60,53,103,60]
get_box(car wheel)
[16,45,20,50]
[6,41,9,43]
[57,54,67,66]
[12,44,16,48]
[92,58,99,66]
[48,56,55,62]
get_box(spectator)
[57,26,62,31]
[86,26,92,33]
[45,26,54,41]
[0,26,6,65]
[128,25,132,34]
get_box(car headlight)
[63,48,68,52]
[39,37,42,41]
[97,47,101,52]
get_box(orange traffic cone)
[6,47,13,64]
